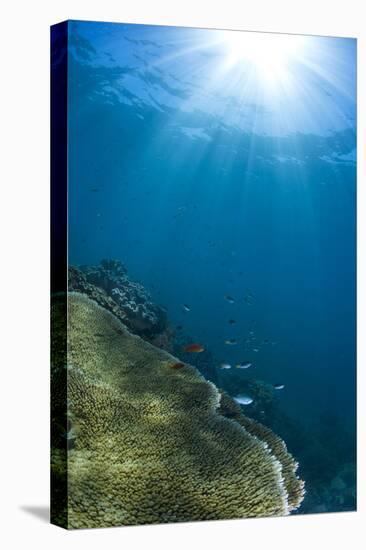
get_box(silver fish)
[233,394,253,406]
[274,384,285,390]
[225,339,237,345]
[235,362,252,369]
[219,363,232,370]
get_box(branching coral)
[51,292,304,528]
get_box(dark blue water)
[67,20,356,512]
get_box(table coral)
[218,391,305,512]
[51,292,304,528]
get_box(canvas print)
[50,20,356,529]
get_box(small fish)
[184,343,205,353]
[225,339,237,345]
[225,295,235,303]
[219,363,232,370]
[90,188,100,192]
[253,348,259,352]
[235,362,252,369]
[169,362,185,370]
[233,394,254,406]
[274,384,285,390]
[176,325,183,330]
[182,304,191,312]
[228,319,236,325]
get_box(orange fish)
[169,362,185,370]
[184,343,205,353]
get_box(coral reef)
[249,400,356,515]
[301,461,356,513]
[218,391,304,512]
[51,292,304,528]
[69,260,217,376]
[69,261,169,341]
[50,294,68,527]
[68,266,128,324]
[217,372,278,424]
[148,326,176,353]
[220,379,356,514]
[282,413,356,514]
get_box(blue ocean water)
[67,21,356,513]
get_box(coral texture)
[69,262,168,339]
[218,391,305,512]
[52,293,304,528]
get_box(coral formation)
[278,412,356,514]
[51,292,304,528]
[69,260,217,378]
[303,461,356,513]
[218,391,305,512]
[69,261,168,339]
[68,266,129,324]
[50,294,68,527]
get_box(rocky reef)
[69,260,171,346]
[51,292,304,528]
[285,413,356,514]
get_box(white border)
[0,1,364,549]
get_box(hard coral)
[69,263,168,340]
[52,293,304,528]
[218,391,305,512]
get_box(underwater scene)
[51,20,356,528]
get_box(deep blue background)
[66,20,356,510]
